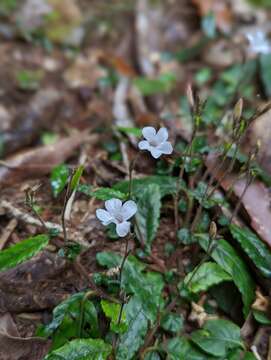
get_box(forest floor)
[0,1,271,359]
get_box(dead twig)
[0,218,18,250]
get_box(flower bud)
[186,83,195,110]
[233,98,243,123]
[209,221,217,239]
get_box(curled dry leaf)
[0,133,96,187]
[0,313,51,360]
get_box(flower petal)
[150,147,162,159]
[116,221,131,237]
[138,140,150,150]
[157,141,173,155]
[142,127,156,141]
[156,127,168,143]
[96,209,113,225]
[105,198,122,216]
[121,200,137,220]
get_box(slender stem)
[78,290,97,337]
[113,234,131,352]
[174,125,197,232]
[229,175,254,224]
[190,138,239,233]
[61,170,74,244]
[185,236,214,289]
[128,153,140,199]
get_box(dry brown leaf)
[246,108,271,176]
[222,176,271,248]
[0,313,50,360]
[0,252,77,313]
[107,54,136,77]
[0,133,96,187]
[206,155,271,248]
[2,88,61,157]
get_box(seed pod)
[233,98,243,123]
[186,83,195,110]
[209,221,217,239]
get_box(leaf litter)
[1,0,271,359]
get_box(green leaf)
[38,292,99,349]
[177,228,196,245]
[228,349,257,360]
[165,337,217,360]
[0,0,17,15]
[90,188,127,201]
[135,184,161,250]
[50,164,69,197]
[191,319,244,358]
[116,296,148,360]
[0,234,49,272]
[243,352,258,360]
[16,69,43,91]
[184,262,232,293]
[133,72,176,96]
[253,309,271,325]
[230,224,271,278]
[44,338,112,360]
[70,165,84,191]
[197,234,255,316]
[144,352,161,360]
[78,184,127,201]
[117,127,142,137]
[160,313,184,333]
[114,175,179,198]
[101,300,128,334]
[41,132,58,145]
[210,282,242,319]
[260,53,271,97]
[96,252,164,322]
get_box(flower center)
[115,214,124,223]
[149,139,159,147]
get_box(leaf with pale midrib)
[135,184,161,250]
[197,234,255,316]
[0,234,49,272]
[230,224,271,278]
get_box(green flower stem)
[78,290,97,337]
[185,235,215,290]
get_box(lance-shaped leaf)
[135,184,161,250]
[0,234,49,272]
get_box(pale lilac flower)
[96,199,137,237]
[138,127,173,159]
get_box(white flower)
[96,198,137,237]
[138,127,173,159]
[247,30,271,55]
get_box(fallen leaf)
[1,88,61,157]
[206,155,271,248]
[0,252,77,313]
[247,107,271,176]
[223,176,271,248]
[0,313,51,360]
[63,53,105,89]
[108,55,137,77]
[0,133,96,187]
